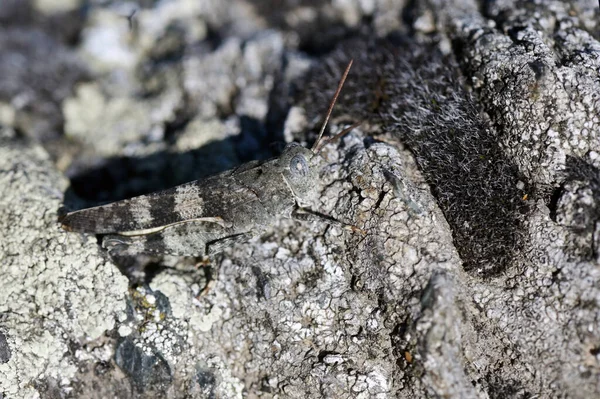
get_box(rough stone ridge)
[431,0,600,186]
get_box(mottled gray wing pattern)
[60,171,261,234]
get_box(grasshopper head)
[278,59,359,206]
[279,143,322,205]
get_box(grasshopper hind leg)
[103,230,255,259]
[102,218,255,258]
[206,232,253,256]
[103,235,147,258]
[103,223,214,257]
[102,233,196,257]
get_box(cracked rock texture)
[1,0,599,398]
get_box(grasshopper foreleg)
[292,207,366,235]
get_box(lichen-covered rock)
[298,32,600,398]
[0,128,129,398]
[2,0,600,398]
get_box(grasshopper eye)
[289,154,309,177]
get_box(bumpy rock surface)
[1,0,599,398]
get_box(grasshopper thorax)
[279,143,322,206]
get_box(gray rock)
[0,332,10,364]
[0,26,87,142]
[114,338,172,394]
[195,367,217,399]
[2,0,600,398]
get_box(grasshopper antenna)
[311,59,353,153]
[315,121,362,153]
[127,9,137,31]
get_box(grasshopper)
[59,61,359,257]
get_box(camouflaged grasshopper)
[59,61,359,257]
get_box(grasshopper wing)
[60,172,257,234]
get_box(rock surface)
[1,0,599,398]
